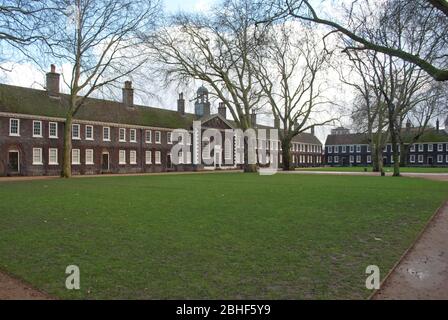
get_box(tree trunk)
[389,129,401,177]
[399,142,408,167]
[281,138,293,171]
[62,114,73,178]
[372,143,379,172]
[243,137,257,173]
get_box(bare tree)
[0,0,55,69]
[253,22,335,171]
[41,0,160,178]
[342,50,389,174]
[261,0,448,81]
[145,0,267,172]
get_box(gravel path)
[0,271,52,300]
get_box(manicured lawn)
[0,173,447,299]
[297,166,448,173]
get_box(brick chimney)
[46,64,60,97]
[123,81,134,108]
[177,93,185,115]
[406,119,412,132]
[218,102,226,119]
[251,111,257,127]
[311,125,315,135]
[436,118,440,132]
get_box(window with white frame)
[167,132,172,144]
[350,145,354,153]
[418,144,424,152]
[350,155,354,163]
[225,139,232,160]
[72,149,80,165]
[85,125,94,140]
[85,149,94,165]
[391,156,394,163]
[342,146,346,153]
[328,156,332,163]
[155,131,161,144]
[145,130,152,143]
[130,129,137,143]
[103,127,110,141]
[130,150,137,164]
[9,118,20,136]
[438,144,443,152]
[410,144,415,152]
[178,150,184,164]
[119,150,126,164]
[383,145,388,152]
[328,146,333,153]
[33,121,42,137]
[72,124,80,140]
[367,155,372,163]
[32,148,43,165]
[49,122,58,139]
[155,151,161,164]
[410,155,415,163]
[356,155,361,163]
[49,148,58,165]
[437,155,443,163]
[119,128,126,142]
[446,155,448,163]
[428,144,433,152]
[367,145,371,153]
[334,145,338,153]
[356,145,361,153]
[145,151,152,164]
[418,155,424,163]
[334,156,339,163]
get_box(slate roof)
[325,128,448,145]
[0,83,322,145]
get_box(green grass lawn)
[0,173,447,299]
[297,166,448,173]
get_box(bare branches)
[263,0,448,81]
[145,0,265,130]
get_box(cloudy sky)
[0,0,350,143]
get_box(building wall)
[0,115,198,176]
[325,143,448,167]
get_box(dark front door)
[167,154,172,169]
[102,153,109,171]
[428,157,433,166]
[8,151,19,173]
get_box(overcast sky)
[0,0,351,144]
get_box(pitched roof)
[0,83,323,145]
[0,84,197,129]
[325,133,369,145]
[325,128,448,145]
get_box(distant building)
[324,123,448,167]
[0,66,322,176]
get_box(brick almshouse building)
[0,66,323,176]
[325,124,448,167]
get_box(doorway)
[167,154,173,169]
[428,157,433,166]
[101,152,109,172]
[8,151,20,174]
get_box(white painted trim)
[32,120,43,138]
[9,118,20,136]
